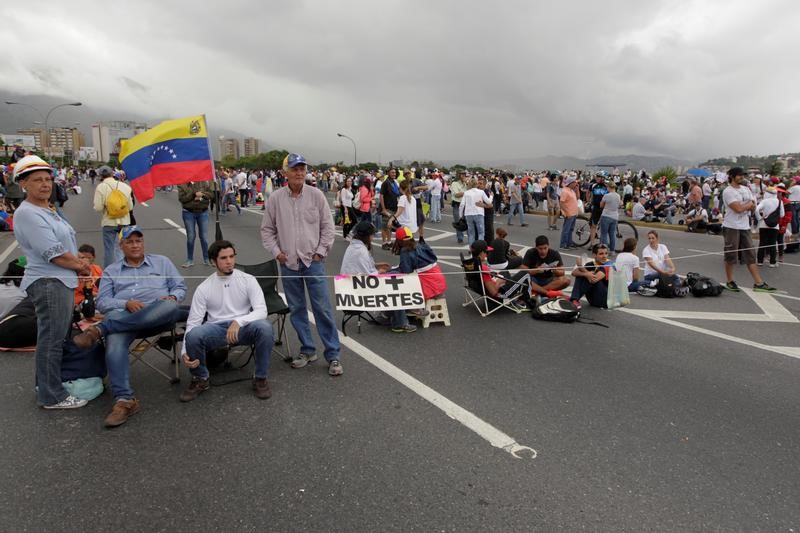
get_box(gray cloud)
[1,0,799,164]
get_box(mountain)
[438,154,697,173]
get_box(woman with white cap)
[12,155,91,409]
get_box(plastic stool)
[421,297,450,328]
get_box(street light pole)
[336,132,357,168]
[44,102,82,157]
[5,101,81,156]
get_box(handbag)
[452,217,467,232]
[606,268,630,309]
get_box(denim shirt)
[13,202,78,291]
[97,254,187,312]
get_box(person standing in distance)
[93,165,133,267]
[261,154,343,376]
[177,180,213,268]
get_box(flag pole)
[202,114,224,241]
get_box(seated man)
[684,202,709,232]
[570,243,612,309]
[471,240,530,305]
[341,222,416,333]
[522,235,570,298]
[180,240,274,401]
[73,226,187,428]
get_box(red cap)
[395,227,414,241]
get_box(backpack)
[55,182,69,204]
[763,206,780,228]
[530,298,580,323]
[105,181,130,219]
[656,274,675,298]
[352,189,361,208]
[685,272,724,297]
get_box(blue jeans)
[27,278,74,406]
[643,272,680,287]
[507,202,524,225]
[390,310,409,328]
[570,277,608,308]
[281,261,340,362]
[560,215,576,248]
[181,209,209,262]
[98,299,183,400]
[223,192,240,213]
[452,202,465,242]
[184,320,273,380]
[102,225,123,267]
[465,214,484,245]
[430,195,441,222]
[599,216,617,252]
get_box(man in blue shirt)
[73,225,187,428]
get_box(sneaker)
[291,352,319,369]
[406,309,429,318]
[328,360,344,376]
[768,263,779,268]
[753,282,777,293]
[391,324,417,333]
[181,261,194,268]
[179,378,209,402]
[202,259,210,266]
[252,378,272,400]
[42,395,88,410]
[104,398,140,428]
[757,262,764,266]
[724,281,741,292]
[72,325,102,349]
[521,223,529,227]
[570,298,583,310]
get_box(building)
[218,137,240,160]
[91,121,148,162]
[243,137,260,157]
[16,128,46,151]
[47,127,85,157]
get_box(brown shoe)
[179,378,209,402]
[104,398,140,428]
[252,377,271,400]
[73,326,102,349]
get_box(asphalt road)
[1,184,799,532]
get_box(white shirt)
[427,178,442,196]
[632,203,646,220]
[459,188,491,217]
[183,269,268,355]
[702,182,712,196]
[722,185,754,230]
[397,194,418,233]
[756,196,783,229]
[642,243,671,277]
[235,172,247,188]
[789,184,800,202]
[614,252,639,285]
[339,188,353,208]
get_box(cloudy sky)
[1,0,799,164]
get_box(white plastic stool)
[420,297,450,328]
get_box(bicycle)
[571,214,638,251]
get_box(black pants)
[757,227,778,265]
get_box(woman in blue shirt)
[12,156,90,410]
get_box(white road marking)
[163,218,187,235]
[0,240,18,264]
[424,231,457,242]
[141,202,149,207]
[299,298,537,459]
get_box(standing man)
[559,175,580,249]
[506,175,526,226]
[450,171,468,244]
[92,165,133,267]
[546,174,561,230]
[235,170,249,208]
[721,167,776,293]
[180,240,274,401]
[379,168,400,250]
[261,154,343,376]
[178,180,213,268]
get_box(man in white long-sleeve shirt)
[180,240,273,401]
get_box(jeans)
[281,260,340,362]
[560,216,576,248]
[98,299,183,400]
[184,320,273,380]
[27,278,74,406]
[452,202,464,242]
[389,310,409,328]
[182,209,209,262]
[102,225,123,267]
[643,272,680,287]
[507,202,524,225]
[570,277,608,308]
[465,214,484,245]
[430,195,441,222]
[599,216,618,252]
[223,192,240,213]
[791,203,800,235]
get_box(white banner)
[1,134,36,148]
[334,273,424,311]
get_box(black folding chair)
[237,260,293,362]
[460,253,525,317]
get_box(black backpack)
[531,298,580,322]
[763,206,780,228]
[656,274,675,298]
[685,272,724,297]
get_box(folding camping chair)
[238,260,293,362]
[341,310,379,336]
[460,252,527,317]
[129,322,184,384]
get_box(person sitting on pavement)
[613,237,642,292]
[522,235,570,299]
[570,243,612,309]
[180,240,274,401]
[684,202,709,233]
[391,226,447,303]
[341,222,417,333]
[72,225,187,428]
[487,227,523,270]
[471,240,530,306]
[640,230,681,287]
[74,244,103,317]
[631,196,648,221]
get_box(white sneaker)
[768,263,779,268]
[43,395,88,410]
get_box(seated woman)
[487,226,523,270]
[470,240,531,305]
[340,221,417,333]
[391,226,447,302]
[0,257,26,320]
[0,257,37,348]
[641,230,680,286]
[614,238,642,292]
[570,243,612,308]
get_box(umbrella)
[687,168,712,178]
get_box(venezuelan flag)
[119,114,214,202]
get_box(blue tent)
[687,168,712,177]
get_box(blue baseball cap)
[283,153,307,169]
[120,225,143,239]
